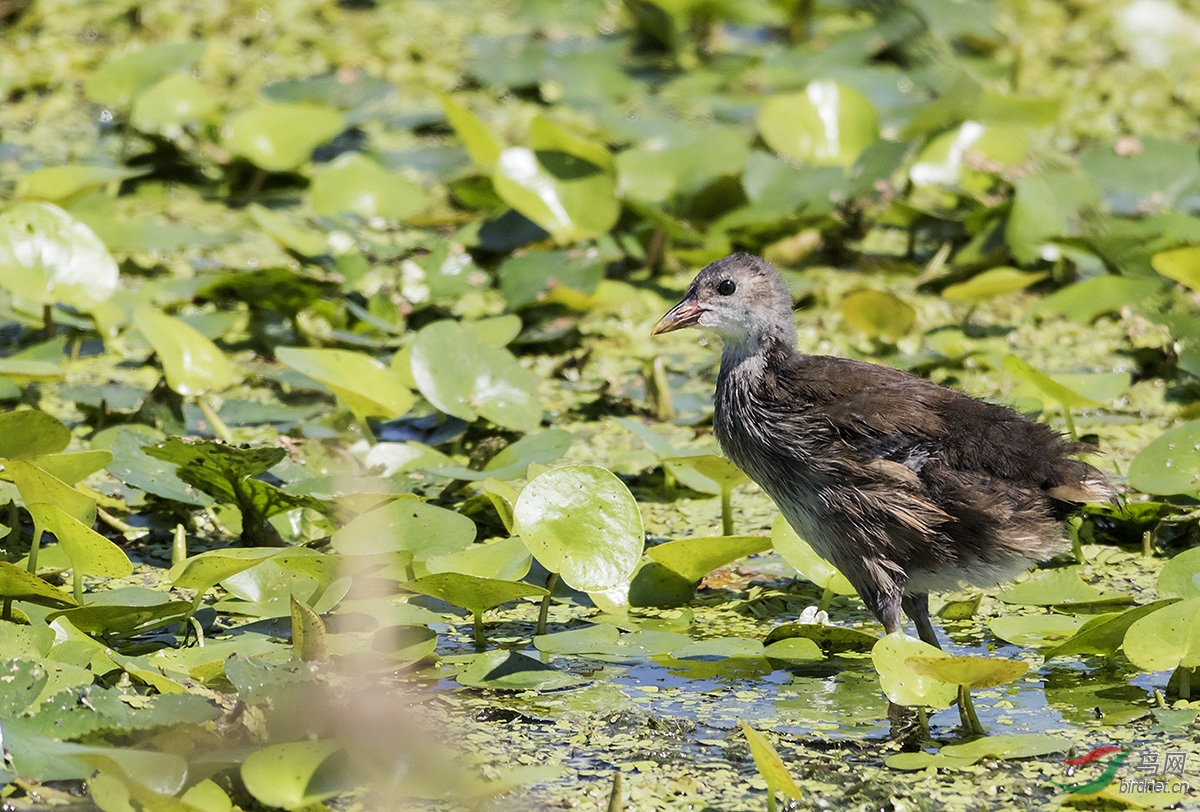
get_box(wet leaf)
[1127,419,1200,496]
[0,201,119,311]
[514,465,643,592]
[909,122,1028,191]
[276,346,413,420]
[492,145,619,244]
[410,320,541,432]
[224,103,345,172]
[758,81,879,167]
[134,310,235,396]
[872,633,957,708]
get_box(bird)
[651,253,1116,648]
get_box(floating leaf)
[134,310,235,396]
[224,102,344,172]
[942,267,1047,303]
[0,561,75,608]
[757,81,879,167]
[0,409,70,459]
[438,93,502,168]
[646,535,770,584]
[910,122,1028,191]
[840,290,915,341]
[310,153,427,221]
[999,567,1134,608]
[988,614,1087,648]
[426,536,532,582]
[514,465,643,592]
[888,734,1070,769]
[276,346,413,420]
[428,429,572,481]
[330,498,475,563]
[0,201,119,311]
[410,320,541,433]
[403,572,547,616]
[241,741,346,810]
[1158,546,1200,599]
[1034,275,1165,322]
[533,624,621,655]
[763,623,877,654]
[1002,354,1104,410]
[1128,419,1200,496]
[1045,600,1178,660]
[456,649,584,691]
[1152,245,1200,291]
[905,655,1029,689]
[84,41,206,106]
[16,165,148,202]
[130,73,218,131]
[1123,597,1200,672]
[492,145,619,244]
[872,633,957,708]
[290,594,329,662]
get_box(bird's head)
[651,253,796,352]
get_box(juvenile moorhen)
[652,253,1116,648]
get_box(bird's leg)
[901,592,942,650]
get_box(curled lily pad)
[428,429,571,481]
[998,567,1132,608]
[757,81,879,167]
[0,202,119,312]
[437,93,502,168]
[909,122,1028,191]
[241,740,346,810]
[1152,245,1200,292]
[514,465,643,592]
[426,536,532,582]
[988,614,1087,649]
[330,498,475,565]
[1045,600,1178,660]
[224,102,344,172]
[646,535,770,584]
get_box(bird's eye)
[717,279,736,296]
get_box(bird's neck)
[718,327,797,384]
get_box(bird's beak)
[651,295,704,335]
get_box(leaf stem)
[198,396,233,442]
[1062,407,1078,442]
[817,585,833,613]
[537,572,559,636]
[473,610,486,650]
[958,684,984,735]
[720,487,733,536]
[42,304,53,342]
[172,523,187,567]
[27,525,43,573]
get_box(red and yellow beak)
[650,295,704,335]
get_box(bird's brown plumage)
[653,253,1116,647]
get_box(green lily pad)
[26,503,133,601]
[757,80,879,167]
[438,93,502,168]
[670,637,764,660]
[988,614,1087,648]
[761,637,824,663]
[1152,245,1200,291]
[0,201,119,312]
[1045,600,1178,660]
[872,633,957,708]
[740,723,804,804]
[241,740,346,810]
[939,733,1071,761]
[426,536,531,582]
[429,429,572,481]
[224,102,344,172]
[910,122,1028,192]
[15,165,149,202]
[403,572,548,616]
[0,561,75,608]
[310,153,427,221]
[645,535,770,584]
[1123,596,1200,672]
[331,498,476,563]
[1158,546,1200,598]
[764,623,877,654]
[1002,354,1105,410]
[276,346,413,421]
[134,310,235,397]
[456,649,585,691]
[904,655,1029,689]
[662,454,748,491]
[84,40,205,106]
[942,267,1048,303]
[47,587,190,638]
[492,145,619,244]
[1128,419,1200,496]
[1034,275,1165,323]
[771,515,856,595]
[998,567,1133,608]
[840,289,915,341]
[533,624,621,655]
[246,203,327,256]
[0,409,70,459]
[6,459,97,524]
[410,319,541,433]
[514,465,643,592]
[130,73,218,131]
